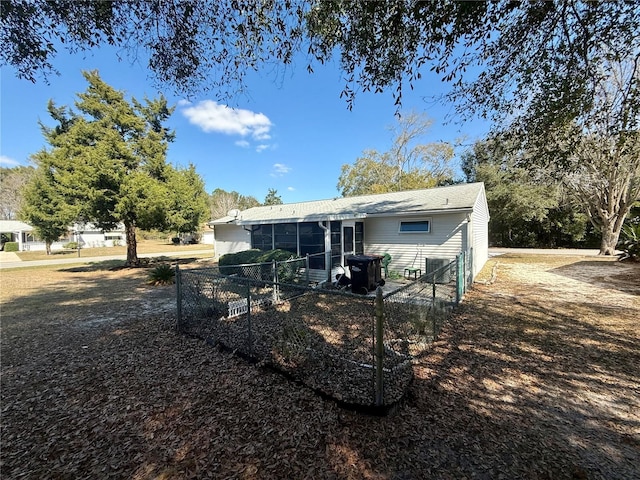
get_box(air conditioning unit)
[426,258,453,284]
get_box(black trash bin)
[346,255,384,294]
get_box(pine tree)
[24,70,208,265]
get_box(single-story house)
[210,182,490,282]
[0,220,36,251]
[200,224,215,245]
[70,222,126,248]
[0,220,126,251]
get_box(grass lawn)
[14,238,211,262]
[1,254,638,479]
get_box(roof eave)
[365,207,473,217]
[232,212,368,225]
[214,207,472,225]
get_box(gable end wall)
[213,224,251,260]
[470,189,490,277]
[362,212,467,274]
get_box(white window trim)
[398,219,431,234]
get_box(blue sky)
[1,44,490,204]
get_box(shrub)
[171,237,181,245]
[618,223,640,262]
[148,264,175,285]
[219,249,300,279]
[138,229,168,240]
[63,241,79,250]
[4,242,19,252]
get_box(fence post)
[326,250,332,284]
[468,248,474,291]
[272,259,278,303]
[305,254,310,285]
[432,275,436,300]
[455,253,462,304]
[430,272,437,339]
[175,264,182,330]
[246,283,253,357]
[461,252,464,302]
[374,286,384,407]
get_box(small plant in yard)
[148,264,175,285]
[618,223,640,262]
[63,241,79,250]
[387,270,402,280]
[3,242,19,252]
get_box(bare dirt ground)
[1,255,639,479]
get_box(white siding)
[470,188,490,278]
[78,230,124,248]
[213,224,251,260]
[201,231,215,245]
[363,213,467,275]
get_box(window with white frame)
[398,220,430,233]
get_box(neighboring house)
[210,182,490,282]
[200,224,215,246]
[70,222,126,248]
[0,220,35,251]
[0,220,126,251]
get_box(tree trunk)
[599,219,621,256]
[45,241,52,255]
[124,221,139,266]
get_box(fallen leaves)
[1,257,639,479]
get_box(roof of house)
[0,220,34,232]
[211,182,485,225]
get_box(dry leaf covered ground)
[1,255,639,479]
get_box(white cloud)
[182,100,273,141]
[270,163,291,177]
[287,186,296,191]
[256,144,269,153]
[0,155,21,167]
[177,99,192,107]
[235,140,250,148]
[273,163,291,174]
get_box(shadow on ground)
[550,260,640,296]
[1,258,638,479]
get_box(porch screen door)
[342,222,354,265]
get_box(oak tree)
[0,166,34,220]
[338,112,454,196]
[209,188,260,220]
[3,1,636,128]
[462,135,589,248]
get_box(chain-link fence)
[217,255,314,285]
[176,252,471,409]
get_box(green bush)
[63,241,79,250]
[4,242,18,252]
[219,249,300,279]
[618,223,640,262]
[138,229,169,240]
[148,264,175,285]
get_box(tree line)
[336,112,639,253]
[3,101,638,259]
